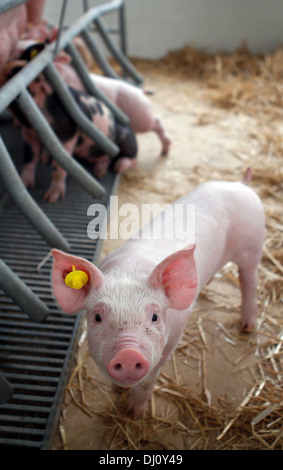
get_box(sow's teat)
[65,265,88,290]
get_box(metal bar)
[44,63,119,157]
[0,336,69,348]
[0,414,47,424]
[119,0,127,55]
[53,0,68,58]
[95,17,143,84]
[0,0,131,113]
[82,0,90,13]
[53,0,126,48]
[0,258,49,322]
[81,28,120,79]
[16,88,106,199]
[0,372,13,404]
[0,136,71,252]
[0,425,45,436]
[1,403,51,413]
[65,42,129,125]
[0,438,41,448]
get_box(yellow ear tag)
[65,266,88,290]
[30,49,39,60]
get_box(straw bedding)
[53,45,283,450]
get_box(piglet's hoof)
[125,403,146,419]
[114,157,137,174]
[21,163,36,188]
[21,170,35,189]
[92,156,111,178]
[240,318,257,333]
[161,136,172,156]
[43,184,65,203]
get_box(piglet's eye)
[152,313,158,322]
[95,313,102,322]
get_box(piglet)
[33,53,171,156]
[51,170,265,417]
[89,74,172,156]
[5,62,137,202]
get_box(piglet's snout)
[107,348,149,385]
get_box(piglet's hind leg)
[152,117,171,156]
[113,123,138,174]
[238,261,260,332]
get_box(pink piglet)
[51,170,265,417]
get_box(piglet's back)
[179,180,265,289]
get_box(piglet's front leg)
[43,136,78,203]
[20,133,43,188]
[43,161,67,203]
[126,382,155,419]
[92,155,111,179]
[21,160,37,189]
[125,367,162,418]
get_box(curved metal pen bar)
[94,17,143,85]
[0,257,49,322]
[65,42,129,125]
[81,29,121,80]
[16,88,106,199]
[0,135,70,252]
[44,63,120,157]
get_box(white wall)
[43,0,283,58]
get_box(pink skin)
[51,172,264,417]
[0,5,27,73]
[107,348,150,386]
[114,156,137,174]
[0,0,46,83]
[25,0,46,25]
[43,161,67,203]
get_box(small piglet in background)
[5,62,138,202]
[51,170,265,417]
[2,30,171,202]
[48,55,172,157]
[15,24,172,157]
[88,74,172,157]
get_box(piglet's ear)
[149,246,198,310]
[51,249,103,314]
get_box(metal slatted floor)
[0,116,118,449]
